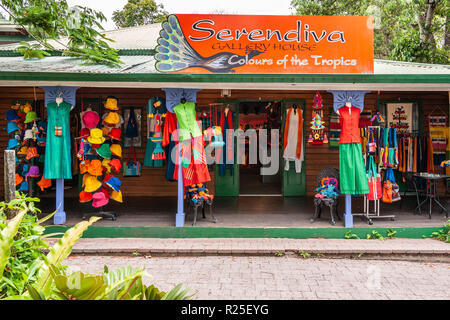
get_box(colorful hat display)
[37,177,52,191]
[108,128,122,141]
[81,111,100,129]
[104,97,119,111]
[6,109,21,121]
[25,165,40,178]
[18,181,28,192]
[103,112,120,126]
[79,190,93,203]
[104,176,121,192]
[7,138,19,150]
[87,159,103,176]
[110,144,122,158]
[92,191,109,208]
[96,143,111,159]
[7,122,20,134]
[23,102,32,114]
[83,174,102,193]
[25,147,39,160]
[110,190,123,203]
[24,111,37,123]
[23,129,34,140]
[15,173,23,186]
[109,158,122,173]
[87,128,105,144]
[79,160,91,174]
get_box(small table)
[413,173,449,219]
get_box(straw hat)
[79,190,93,203]
[81,111,100,129]
[110,144,122,158]
[87,159,103,176]
[96,143,111,159]
[37,177,52,191]
[92,192,109,208]
[104,97,119,111]
[103,112,120,126]
[110,190,123,203]
[83,174,101,192]
[87,128,105,144]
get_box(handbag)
[125,107,139,139]
[368,129,377,153]
[123,146,141,177]
[382,167,401,203]
[367,156,382,201]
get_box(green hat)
[95,143,111,159]
[24,111,37,123]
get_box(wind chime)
[308,91,328,145]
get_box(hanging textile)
[283,106,304,173]
[162,111,178,181]
[329,110,340,149]
[218,109,234,176]
[307,92,327,145]
[428,115,448,166]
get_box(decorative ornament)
[308,91,327,145]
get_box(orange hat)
[37,177,52,191]
[101,126,111,136]
[87,159,103,176]
[15,173,23,186]
[103,112,120,127]
[79,191,93,203]
[110,190,123,203]
[79,160,91,175]
[109,158,122,173]
[17,146,28,156]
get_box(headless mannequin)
[336,101,352,116]
[224,106,229,116]
[292,104,298,115]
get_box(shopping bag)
[366,156,382,201]
[123,146,141,177]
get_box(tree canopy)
[0,0,121,66]
[290,0,449,64]
[112,0,168,28]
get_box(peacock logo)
[155,15,262,73]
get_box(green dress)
[44,101,72,179]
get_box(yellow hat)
[110,190,123,203]
[23,102,32,114]
[101,126,111,136]
[87,128,105,144]
[17,146,28,155]
[110,144,122,158]
[102,158,111,173]
[104,98,119,111]
[83,174,102,193]
[103,112,120,126]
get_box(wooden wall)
[0,87,448,198]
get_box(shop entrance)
[214,99,306,197]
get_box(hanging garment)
[162,111,178,181]
[44,101,72,179]
[283,107,304,173]
[150,114,166,161]
[125,107,139,138]
[219,109,234,176]
[338,106,368,195]
[173,102,210,185]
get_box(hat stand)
[40,86,79,225]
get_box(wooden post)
[4,150,16,202]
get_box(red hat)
[108,128,122,141]
[109,158,122,173]
[79,191,93,203]
[100,187,111,199]
[81,111,100,129]
[102,173,114,187]
[78,128,90,139]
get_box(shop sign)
[155,14,374,74]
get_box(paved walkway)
[49,238,450,258]
[63,255,450,300]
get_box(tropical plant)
[0,195,193,300]
[430,220,450,243]
[386,229,397,239]
[366,230,385,240]
[0,0,121,66]
[344,230,360,239]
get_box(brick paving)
[63,255,450,300]
[51,238,450,256]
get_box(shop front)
[0,14,449,231]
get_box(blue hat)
[18,181,28,191]
[105,176,121,192]
[22,164,29,176]
[7,138,19,150]
[6,109,21,121]
[7,122,20,134]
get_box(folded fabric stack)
[78,97,123,206]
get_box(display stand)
[40,86,79,225]
[82,208,117,221]
[162,88,201,227]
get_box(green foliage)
[299,251,311,258]
[366,230,385,240]
[290,0,450,64]
[0,194,57,298]
[344,230,360,239]
[112,0,168,28]
[430,221,450,243]
[274,251,284,257]
[386,229,397,239]
[0,0,122,66]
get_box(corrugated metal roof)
[375,59,450,74]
